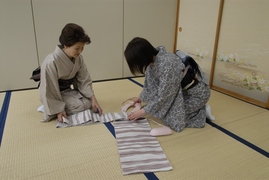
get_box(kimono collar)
[156,46,166,52]
[153,46,167,65]
[55,45,76,63]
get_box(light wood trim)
[173,0,180,52]
[212,85,267,108]
[209,0,224,87]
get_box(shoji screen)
[212,0,269,107]
[176,0,220,84]
[177,0,269,108]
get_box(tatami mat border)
[127,77,144,88]
[0,91,11,146]
[206,119,269,158]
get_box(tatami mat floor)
[0,77,268,180]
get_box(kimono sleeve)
[74,57,94,98]
[39,61,65,116]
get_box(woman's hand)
[91,95,103,115]
[128,109,146,121]
[57,111,67,122]
[129,97,141,104]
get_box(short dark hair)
[124,37,158,75]
[59,23,91,47]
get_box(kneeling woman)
[124,37,213,132]
[39,23,102,122]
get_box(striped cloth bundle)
[56,109,125,128]
[114,119,173,175]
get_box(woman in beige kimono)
[39,23,102,122]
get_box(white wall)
[0,0,177,92]
[0,0,39,91]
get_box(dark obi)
[181,57,200,90]
[58,78,74,91]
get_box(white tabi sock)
[206,104,215,120]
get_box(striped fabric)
[56,109,125,128]
[114,119,173,175]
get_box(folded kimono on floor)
[114,119,173,175]
[56,109,125,128]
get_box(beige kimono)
[39,45,94,121]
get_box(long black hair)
[124,37,158,75]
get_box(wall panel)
[123,0,178,77]
[32,0,123,81]
[0,0,38,91]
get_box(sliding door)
[177,0,269,108]
[212,0,269,107]
[176,0,220,84]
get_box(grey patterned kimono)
[39,45,94,121]
[140,46,210,132]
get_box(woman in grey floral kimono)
[124,37,214,132]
